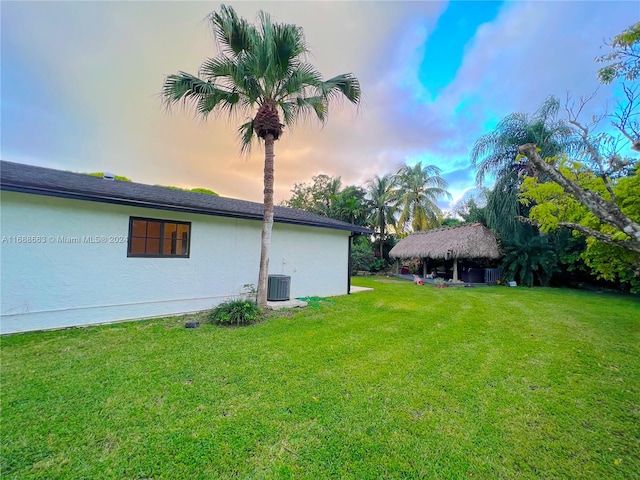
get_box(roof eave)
[1,183,372,235]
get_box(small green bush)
[209,299,263,326]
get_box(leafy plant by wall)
[209,300,263,326]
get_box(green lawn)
[2,277,639,479]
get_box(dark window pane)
[146,238,160,255]
[170,231,177,254]
[130,238,146,254]
[132,220,147,237]
[177,224,189,238]
[147,221,161,238]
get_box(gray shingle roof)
[0,161,371,234]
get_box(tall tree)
[162,6,360,308]
[329,185,369,226]
[366,174,398,258]
[281,174,342,216]
[394,163,450,233]
[470,96,573,185]
[469,98,574,286]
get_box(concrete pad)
[350,286,373,293]
[267,299,308,310]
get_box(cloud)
[2,0,637,210]
[441,1,634,119]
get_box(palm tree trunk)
[257,133,276,309]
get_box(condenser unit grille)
[267,275,291,301]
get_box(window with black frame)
[127,217,190,257]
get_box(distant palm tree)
[321,176,343,217]
[471,96,574,244]
[366,174,398,257]
[162,5,360,308]
[470,96,573,185]
[331,186,368,226]
[394,163,450,233]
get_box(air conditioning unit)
[267,274,291,301]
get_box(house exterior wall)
[0,191,350,334]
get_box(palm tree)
[471,97,574,287]
[162,5,360,308]
[394,163,451,233]
[330,186,369,226]
[471,96,575,244]
[366,174,398,258]
[470,96,573,185]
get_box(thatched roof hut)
[390,223,500,280]
[390,223,500,260]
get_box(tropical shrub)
[210,300,263,326]
[501,234,559,287]
[351,238,377,273]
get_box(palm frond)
[209,5,257,57]
[271,22,308,74]
[321,73,361,105]
[199,55,263,102]
[162,72,218,107]
[296,96,327,121]
[276,63,323,98]
[238,120,255,154]
[534,96,561,124]
[196,90,240,117]
[471,100,574,185]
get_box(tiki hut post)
[453,257,459,281]
[447,249,459,282]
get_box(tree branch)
[518,216,640,254]
[565,93,618,201]
[557,221,640,253]
[518,143,640,253]
[612,84,640,152]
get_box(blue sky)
[1,1,637,212]
[418,1,503,99]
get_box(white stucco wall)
[0,191,350,334]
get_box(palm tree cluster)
[282,163,452,260]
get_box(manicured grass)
[2,278,639,479]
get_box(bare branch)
[565,90,601,129]
[612,84,640,151]
[567,116,617,201]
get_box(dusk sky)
[2,1,638,211]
